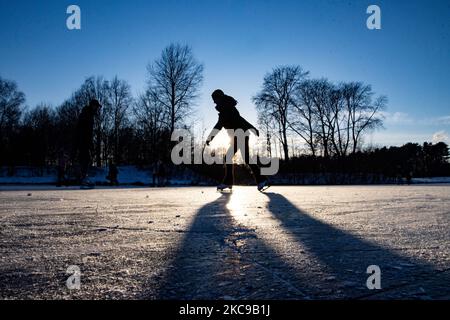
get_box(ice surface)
[0,185,449,299]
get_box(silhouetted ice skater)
[206,89,269,192]
[76,99,102,189]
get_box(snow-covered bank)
[0,166,210,186]
[0,167,56,184]
[1,166,450,185]
[411,177,450,184]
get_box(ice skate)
[257,180,270,192]
[217,184,233,192]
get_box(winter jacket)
[212,95,257,132]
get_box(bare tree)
[0,76,25,165]
[133,89,169,164]
[105,76,133,163]
[147,43,203,134]
[307,79,334,158]
[291,79,385,157]
[257,110,275,158]
[253,66,308,160]
[22,104,57,166]
[327,85,347,157]
[290,80,319,156]
[0,76,25,133]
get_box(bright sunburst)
[209,130,231,150]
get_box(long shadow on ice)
[261,192,450,299]
[150,193,317,299]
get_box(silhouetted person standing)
[76,99,102,187]
[206,89,269,191]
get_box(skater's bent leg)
[222,140,237,186]
[242,136,266,184]
[223,164,234,185]
[249,164,266,184]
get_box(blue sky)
[0,0,449,146]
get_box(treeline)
[187,141,450,185]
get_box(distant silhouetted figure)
[76,99,102,187]
[153,159,167,187]
[206,89,268,192]
[106,162,119,186]
[406,171,413,185]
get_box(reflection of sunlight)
[227,189,321,273]
[226,189,249,220]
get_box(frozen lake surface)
[0,185,449,299]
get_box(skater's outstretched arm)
[242,118,260,137]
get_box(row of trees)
[254,66,386,160]
[0,43,204,168]
[277,142,450,181]
[187,141,450,185]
